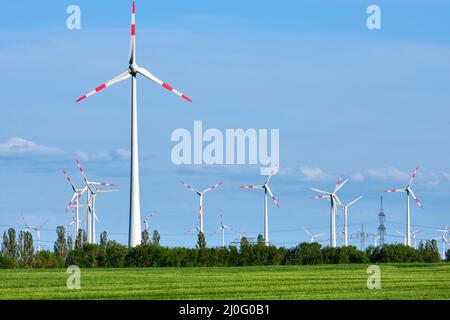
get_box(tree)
[18,231,34,267]
[100,231,108,249]
[446,249,450,262]
[240,236,249,248]
[67,235,73,251]
[54,226,67,266]
[1,228,18,261]
[75,229,87,249]
[152,230,160,246]
[257,234,265,246]
[197,232,206,249]
[141,229,150,245]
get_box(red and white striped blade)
[240,185,264,189]
[203,182,223,194]
[409,189,424,209]
[179,180,200,194]
[75,71,131,102]
[63,170,77,193]
[198,204,202,220]
[409,165,420,186]
[311,195,328,199]
[384,189,405,193]
[75,160,89,183]
[137,67,192,103]
[90,181,115,187]
[334,174,344,192]
[129,1,136,65]
[266,186,280,208]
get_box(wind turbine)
[63,170,88,236]
[215,212,232,247]
[21,215,47,253]
[143,211,155,234]
[384,166,424,247]
[373,235,381,247]
[303,228,325,243]
[396,230,407,246]
[75,2,191,248]
[179,181,222,234]
[411,230,422,249]
[338,196,362,247]
[240,165,280,246]
[75,160,116,244]
[88,188,118,244]
[435,226,449,260]
[311,174,348,248]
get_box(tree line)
[0,226,447,268]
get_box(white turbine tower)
[240,165,280,246]
[303,228,325,243]
[311,175,348,248]
[21,215,47,253]
[63,170,88,236]
[384,166,424,247]
[396,230,407,246]
[75,2,191,247]
[215,212,232,247]
[338,196,362,247]
[75,160,116,244]
[179,181,223,234]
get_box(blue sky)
[0,1,449,251]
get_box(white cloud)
[351,172,365,182]
[114,149,131,161]
[299,166,328,181]
[0,137,63,156]
[363,167,409,182]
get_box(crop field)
[0,264,449,300]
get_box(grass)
[0,263,449,299]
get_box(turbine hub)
[129,63,139,75]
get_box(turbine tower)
[240,165,280,246]
[75,2,192,247]
[179,181,223,234]
[338,196,362,246]
[377,196,386,246]
[384,166,424,247]
[311,174,348,248]
[88,187,118,244]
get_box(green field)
[0,264,449,299]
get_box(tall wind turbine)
[303,228,325,243]
[63,170,88,236]
[311,175,348,248]
[240,166,280,246]
[384,166,424,247]
[338,196,362,247]
[75,160,116,244]
[75,2,192,247]
[179,181,222,234]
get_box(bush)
[0,255,16,269]
[295,243,322,265]
[33,251,58,268]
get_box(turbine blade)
[179,181,201,195]
[334,178,349,193]
[384,189,405,193]
[240,185,264,189]
[334,174,344,192]
[310,188,330,195]
[347,196,363,207]
[409,188,424,209]
[137,67,192,102]
[63,170,77,193]
[409,165,420,187]
[75,71,131,102]
[202,182,223,194]
[129,1,136,65]
[311,195,328,199]
[266,186,280,208]
[303,228,312,237]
